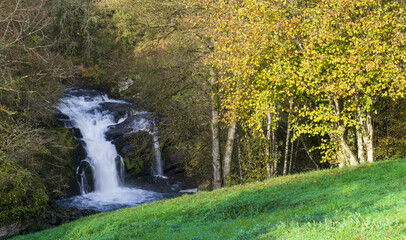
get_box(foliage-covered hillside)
[0,0,79,226]
[2,0,406,234]
[13,159,406,239]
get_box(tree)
[186,0,406,177]
[296,0,406,166]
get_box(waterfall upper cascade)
[56,89,166,212]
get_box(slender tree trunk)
[272,118,278,176]
[289,129,295,174]
[364,111,374,163]
[283,100,293,176]
[300,137,320,170]
[356,98,366,163]
[357,102,374,164]
[293,139,299,171]
[266,111,272,179]
[356,132,366,163]
[237,135,243,184]
[223,117,237,186]
[210,68,221,189]
[265,106,278,177]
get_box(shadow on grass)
[178,160,406,238]
[14,160,406,239]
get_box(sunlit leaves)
[186,0,406,164]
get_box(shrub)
[0,157,48,226]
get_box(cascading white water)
[58,92,125,193]
[56,89,165,212]
[131,114,164,177]
[152,132,163,176]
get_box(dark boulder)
[99,102,133,122]
[117,131,155,177]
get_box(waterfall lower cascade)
[129,113,165,177]
[56,89,165,212]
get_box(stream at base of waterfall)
[56,88,193,212]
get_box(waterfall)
[152,128,163,177]
[130,112,164,177]
[56,89,164,212]
[58,91,126,194]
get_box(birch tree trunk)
[364,111,374,163]
[210,68,222,189]
[266,111,272,179]
[288,129,295,174]
[283,100,293,176]
[237,134,243,184]
[272,118,278,176]
[356,97,366,163]
[356,98,373,164]
[265,107,279,177]
[223,117,237,186]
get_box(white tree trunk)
[337,130,358,166]
[356,98,374,164]
[272,119,278,176]
[210,68,221,189]
[356,105,366,163]
[283,100,293,176]
[266,112,272,179]
[237,135,243,183]
[288,129,295,174]
[364,111,374,163]
[223,118,237,185]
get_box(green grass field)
[13,159,406,239]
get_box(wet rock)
[71,128,83,139]
[64,138,88,197]
[99,102,133,122]
[105,112,155,142]
[54,112,69,121]
[76,160,94,193]
[117,131,155,177]
[125,175,182,193]
[105,125,133,142]
[65,88,104,99]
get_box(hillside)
[12,159,406,239]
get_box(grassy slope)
[14,159,406,240]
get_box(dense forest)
[1,0,406,235]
